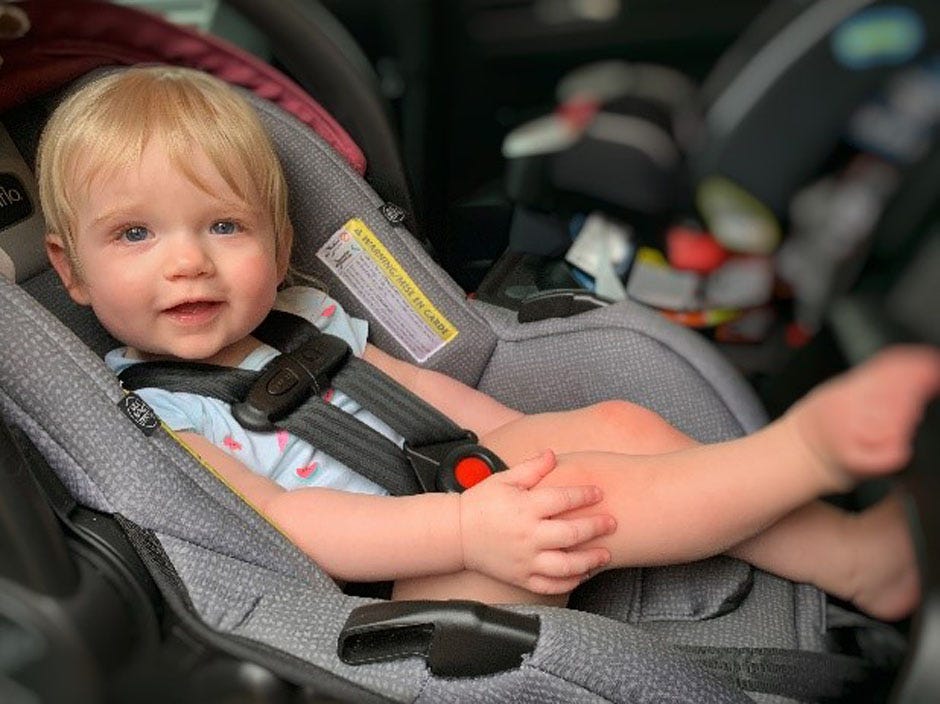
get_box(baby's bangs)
[37,77,148,241]
[39,66,288,250]
[132,68,261,202]
[154,75,278,210]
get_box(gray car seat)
[3,0,925,694]
[0,64,907,703]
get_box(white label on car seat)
[317,218,458,362]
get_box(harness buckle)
[403,436,507,493]
[232,334,351,432]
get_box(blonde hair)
[36,65,293,270]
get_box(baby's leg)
[728,495,920,620]
[727,347,938,619]
[487,346,939,561]
[390,434,819,604]
[480,399,698,459]
[394,347,938,608]
[479,345,940,481]
[393,489,920,617]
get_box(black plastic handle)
[338,600,539,678]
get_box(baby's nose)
[165,235,214,278]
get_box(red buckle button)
[453,456,493,489]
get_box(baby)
[37,65,940,618]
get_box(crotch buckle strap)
[232,334,351,431]
[404,437,507,493]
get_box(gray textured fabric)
[0,280,771,703]
[22,268,120,357]
[473,299,767,440]
[416,606,754,704]
[0,70,839,703]
[159,535,429,700]
[251,97,498,388]
[572,557,754,624]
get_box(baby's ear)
[45,234,90,305]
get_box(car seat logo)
[380,202,407,225]
[119,392,160,436]
[0,173,32,233]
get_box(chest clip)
[232,334,350,432]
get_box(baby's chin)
[123,345,212,363]
[122,334,261,367]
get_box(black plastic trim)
[339,600,539,678]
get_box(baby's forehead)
[70,136,255,201]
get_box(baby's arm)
[363,344,523,436]
[178,432,614,592]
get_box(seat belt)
[117,310,505,495]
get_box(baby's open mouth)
[163,300,222,323]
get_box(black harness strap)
[117,310,494,496]
[255,310,470,446]
[119,358,422,495]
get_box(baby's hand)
[458,450,616,594]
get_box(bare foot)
[844,494,921,621]
[792,345,940,491]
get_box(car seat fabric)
[469,299,767,440]
[0,280,760,704]
[0,67,838,702]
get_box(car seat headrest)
[0,123,45,283]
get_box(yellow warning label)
[317,218,458,361]
[345,218,458,341]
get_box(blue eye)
[210,220,239,235]
[121,226,151,243]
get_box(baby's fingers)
[532,547,611,582]
[532,484,605,517]
[536,514,617,549]
[524,547,611,595]
[499,449,557,489]
[525,573,593,595]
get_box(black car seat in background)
[480,0,940,386]
[0,2,936,702]
[317,0,768,289]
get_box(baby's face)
[55,138,282,365]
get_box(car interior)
[1,1,938,702]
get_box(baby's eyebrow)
[90,206,139,228]
[212,198,254,215]
[89,198,253,227]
